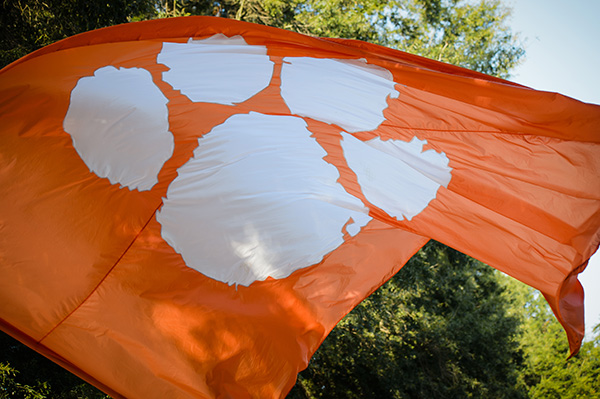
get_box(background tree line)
[1,1,599,398]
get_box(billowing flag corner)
[1,16,599,399]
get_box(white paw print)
[63,34,452,286]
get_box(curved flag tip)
[550,261,589,357]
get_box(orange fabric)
[0,16,599,398]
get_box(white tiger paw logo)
[63,34,452,287]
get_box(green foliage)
[0,331,110,399]
[160,0,524,78]
[499,276,600,399]
[0,362,49,399]
[1,0,523,78]
[0,0,155,67]
[531,339,600,399]
[384,0,524,78]
[288,242,528,398]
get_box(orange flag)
[1,16,599,398]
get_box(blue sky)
[507,0,600,337]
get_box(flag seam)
[36,203,163,344]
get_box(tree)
[0,331,109,399]
[1,0,524,78]
[500,277,600,399]
[151,0,523,78]
[0,0,154,67]
[525,335,600,399]
[0,362,49,399]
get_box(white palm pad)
[63,66,173,191]
[280,57,399,132]
[158,34,274,105]
[156,112,372,286]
